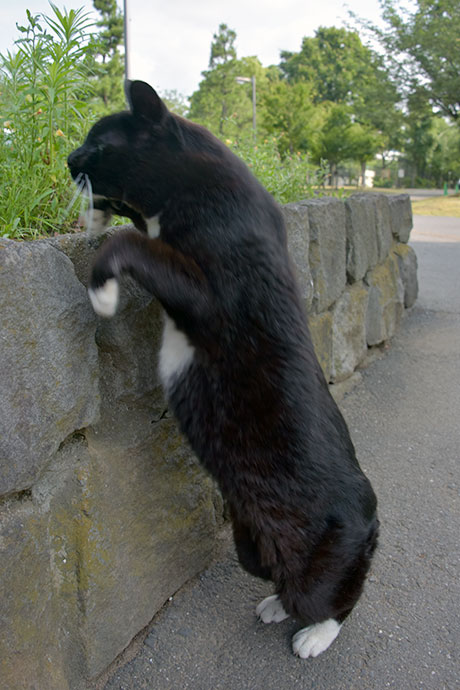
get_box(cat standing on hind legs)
[68,80,379,659]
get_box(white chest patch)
[158,315,195,390]
[146,214,161,238]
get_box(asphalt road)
[101,215,460,690]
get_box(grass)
[411,194,460,217]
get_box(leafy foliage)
[363,0,460,122]
[87,0,125,111]
[2,4,459,241]
[226,136,328,204]
[0,5,95,238]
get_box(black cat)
[68,80,378,659]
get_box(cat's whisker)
[83,173,94,231]
[65,172,85,215]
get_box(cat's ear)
[125,80,167,123]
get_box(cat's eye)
[97,143,105,153]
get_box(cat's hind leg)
[231,517,272,581]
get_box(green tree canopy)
[280,27,374,104]
[88,0,125,110]
[209,23,237,68]
[189,25,267,138]
[279,27,402,161]
[357,0,460,122]
[261,79,320,155]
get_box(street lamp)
[235,76,256,141]
[123,0,130,79]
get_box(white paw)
[292,619,341,658]
[256,595,290,624]
[88,279,119,317]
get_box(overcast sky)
[0,0,384,97]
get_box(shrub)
[226,136,328,204]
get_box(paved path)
[101,216,460,690]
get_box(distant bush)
[226,136,329,203]
[373,176,394,189]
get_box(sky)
[0,0,384,98]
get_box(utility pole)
[123,0,130,79]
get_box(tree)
[209,23,236,67]
[89,0,125,110]
[401,88,435,186]
[189,26,268,139]
[160,89,189,117]
[426,118,460,186]
[310,104,356,185]
[279,27,397,111]
[357,0,460,122]
[348,123,384,186]
[189,24,242,135]
[279,27,402,178]
[261,80,320,155]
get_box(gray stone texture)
[345,194,380,281]
[283,203,313,311]
[0,238,99,495]
[0,195,417,689]
[365,251,405,346]
[299,197,347,312]
[388,193,413,242]
[345,194,393,282]
[331,282,369,382]
[393,243,419,308]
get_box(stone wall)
[285,194,417,383]
[0,194,417,689]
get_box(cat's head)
[67,81,183,218]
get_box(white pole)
[123,0,130,79]
[251,75,256,141]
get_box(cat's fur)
[68,80,378,658]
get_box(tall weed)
[0,4,95,239]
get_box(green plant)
[0,4,95,239]
[227,136,329,203]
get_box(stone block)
[345,194,393,282]
[331,282,369,382]
[83,414,220,678]
[283,203,313,311]
[393,243,419,308]
[300,198,347,312]
[308,311,333,382]
[365,253,405,345]
[0,436,90,690]
[0,239,99,496]
[0,423,220,686]
[345,194,379,281]
[373,193,393,262]
[388,194,413,242]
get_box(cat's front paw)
[88,278,119,317]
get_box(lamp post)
[235,76,256,141]
[123,0,130,79]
